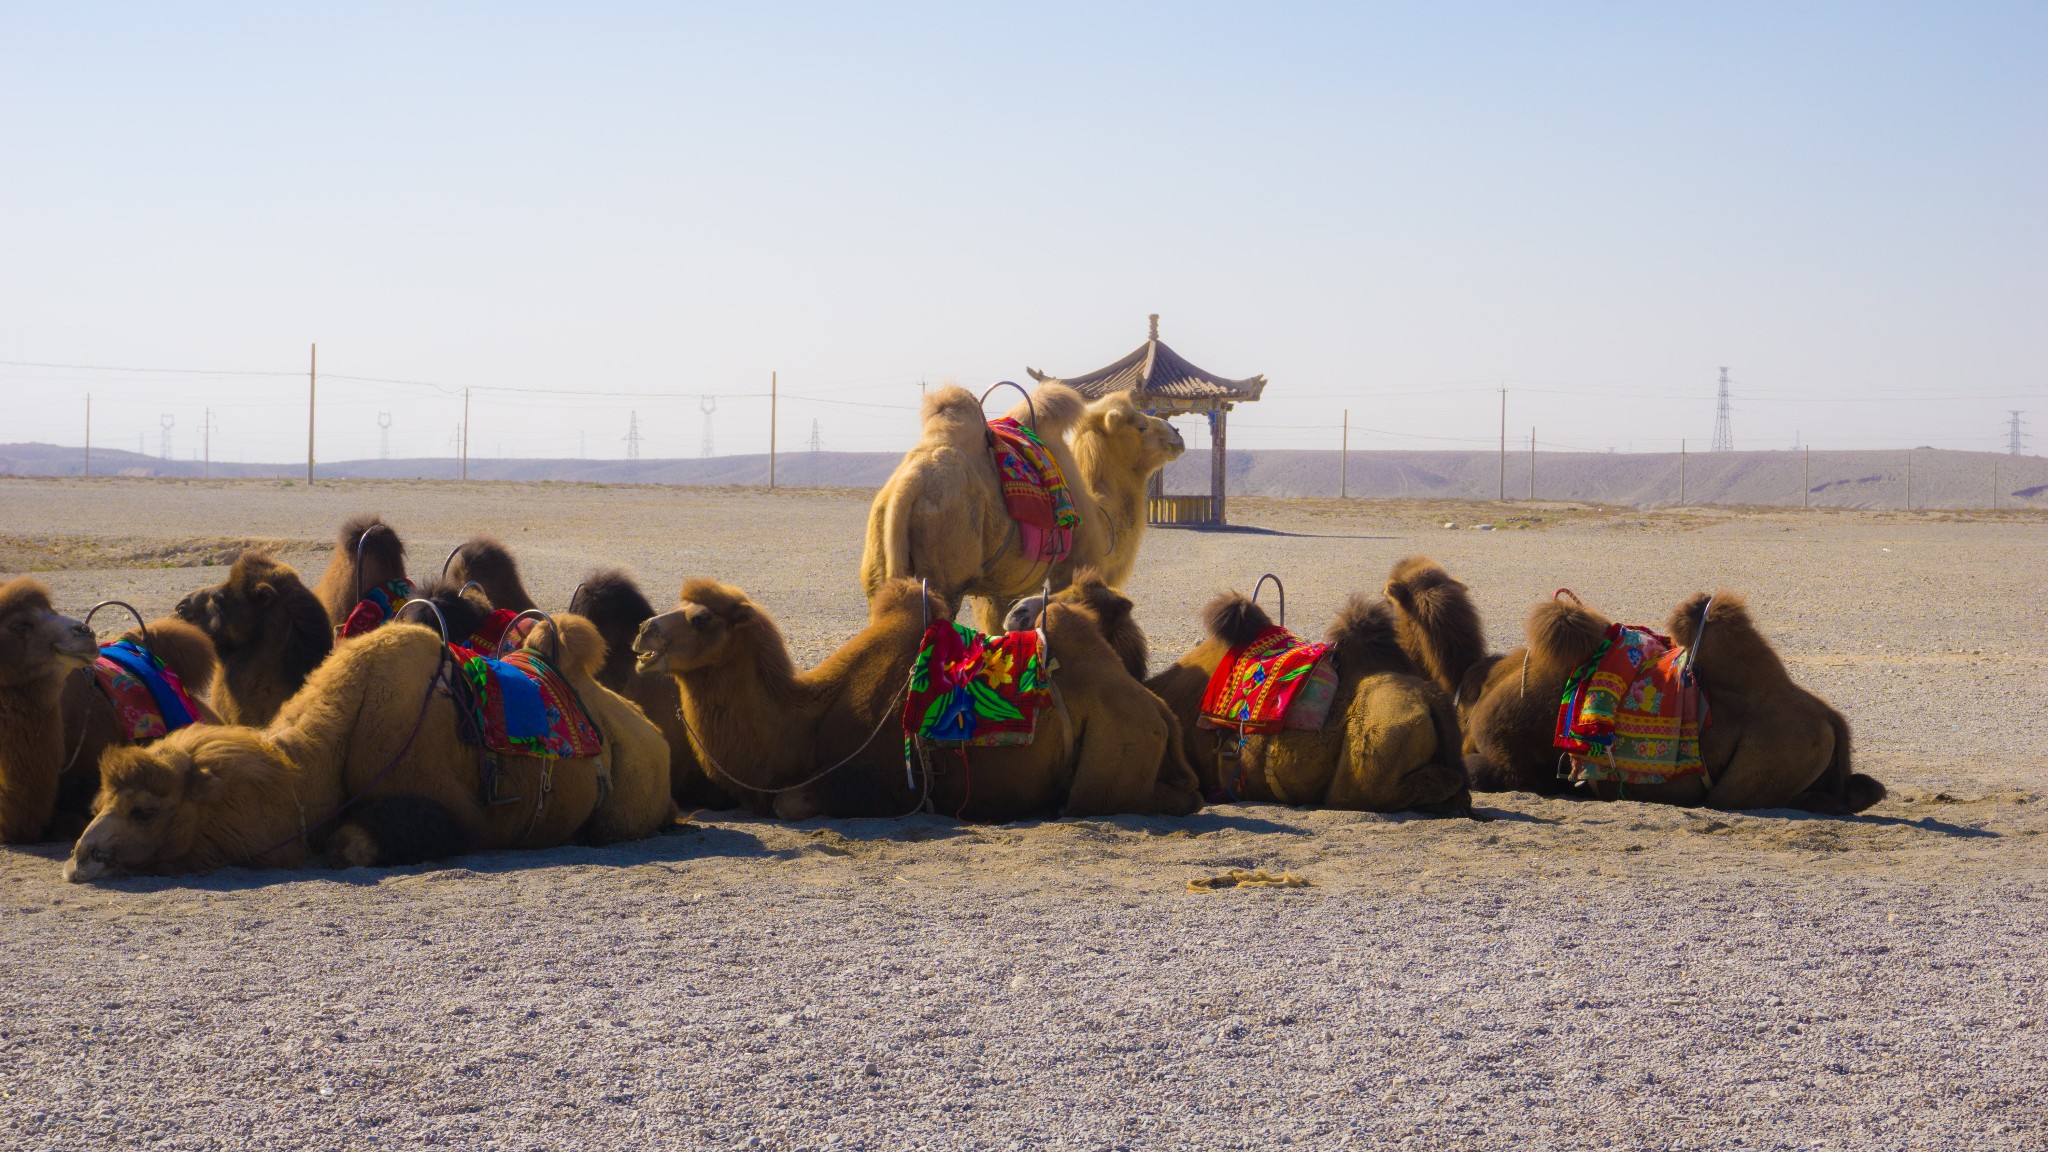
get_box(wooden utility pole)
[462,387,470,481]
[1992,461,1999,511]
[1340,408,1348,498]
[1803,445,1810,508]
[1497,388,1507,501]
[307,344,317,486]
[203,407,211,479]
[1904,450,1912,511]
[84,394,91,478]
[1528,427,1535,500]
[1680,439,1687,505]
[769,371,778,489]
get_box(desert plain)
[1,476,2044,1151]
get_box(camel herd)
[0,382,1882,882]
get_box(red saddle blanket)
[1553,623,1707,786]
[339,579,415,639]
[467,608,538,654]
[988,417,1080,565]
[903,621,1051,747]
[1198,626,1338,736]
[92,640,203,743]
[449,645,603,759]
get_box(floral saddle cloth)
[987,416,1080,565]
[1198,626,1340,736]
[339,578,416,639]
[903,620,1051,747]
[448,645,602,760]
[1553,624,1708,786]
[92,640,203,743]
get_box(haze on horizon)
[2,2,2042,466]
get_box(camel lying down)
[1382,556,1884,813]
[631,577,1201,822]
[66,615,673,880]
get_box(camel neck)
[0,677,71,841]
[675,656,818,791]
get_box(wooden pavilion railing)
[1148,495,1217,526]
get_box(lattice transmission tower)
[159,413,175,460]
[699,396,716,458]
[624,412,642,460]
[807,419,822,452]
[2008,411,2027,456]
[377,412,393,459]
[1710,367,1734,453]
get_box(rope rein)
[675,673,914,798]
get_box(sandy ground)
[2,477,2045,1151]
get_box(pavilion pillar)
[1209,408,1228,525]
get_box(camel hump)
[920,386,990,453]
[1005,382,1085,440]
[1665,588,1748,650]
[446,535,535,611]
[124,618,219,693]
[1325,594,1418,677]
[1382,555,1487,695]
[337,514,406,567]
[1524,595,1612,671]
[1201,591,1273,648]
[573,568,656,633]
[526,613,606,679]
[872,578,949,625]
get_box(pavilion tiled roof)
[1027,315,1266,404]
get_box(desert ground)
[2,476,2045,1151]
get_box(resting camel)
[571,569,731,810]
[1382,556,1882,813]
[1036,577,1470,814]
[65,613,673,880]
[0,577,219,843]
[175,552,335,725]
[859,382,1186,632]
[442,535,538,612]
[311,514,410,626]
[631,578,1201,822]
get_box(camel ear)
[1102,405,1133,432]
[252,582,278,607]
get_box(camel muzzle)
[62,844,112,884]
[54,619,99,665]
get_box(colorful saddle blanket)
[988,417,1080,565]
[904,620,1051,747]
[467,608,537,654]
[449,645,602,759]
[1553,624,1708,786]
[1198,626,1339,735]
[92,640,202,743]
[340,578,416,639]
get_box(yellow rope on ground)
[1186,869,1313,892]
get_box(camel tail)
[1383,556,1489,698]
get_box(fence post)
[1528,427,1535,500]
[769,371,778,489]
[84,394,91,478]
[1803,445,1809,508]
[1680,439,1686,505]
[307,344,317,485]
[1340,408,1347,499]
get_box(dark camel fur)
[443,535,538,612]
[1002,568,1149,681]
[175,552,334,725]
[573,569,731,809]
[311,514,409,626]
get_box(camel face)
[176,577,268,655]
[0,582,98,690]
[633,603,730,675]
[64,745,203,882]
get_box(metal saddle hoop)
[980,380,1040,434]
[1251,573,1286,627]
[83,600,153,651]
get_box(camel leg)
[1704,729,1833,810]
[1061,715,1165,817]
[328,795,473,867]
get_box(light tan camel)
[859,383,1185,632]
[65,614,672,879]
[1119,582,1470,814]
[175,552,334,725]
[0,577,219,843]
[631,578,1201,822]
[311,514,410,626]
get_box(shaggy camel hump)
[1383,555,1488,699]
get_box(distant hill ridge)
[3,442,2043,510]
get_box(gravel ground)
[2,478,2045,1150]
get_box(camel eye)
[10,619,28,635]
[131,806,158,824]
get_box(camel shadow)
[1154,523,1399,541]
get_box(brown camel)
[1384,557,1882,812]
[442,535,538,612]
[859,383,1185,633]
[65,613,672,880]
[311,514,410,626]
[1004,568,1150,682]
[631,578,1200,822]
[571,569,732,810]
[1124,583,1470,814]
[1,577,219,843]
[175,552,335,726]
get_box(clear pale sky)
[3,2,2042,463]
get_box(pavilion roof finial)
[1148,313,1159,341]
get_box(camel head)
[633,580,764,676]
[1524,592,1614,672]
[0,577,99,691]
[177,552,332,663]
[65,727,286,882]
[1003,569,1148,681]
[1076,394,1186,480]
